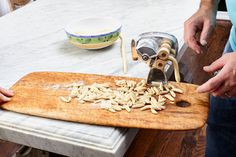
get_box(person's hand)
[0,87,14,103]
[197,53,236,98]
[184,4,217,54]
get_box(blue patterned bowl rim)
[64,17,122,38]
[65,27,121,39]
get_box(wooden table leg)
[0,139,22,157]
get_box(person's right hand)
[184,5,217,54]
[197,53,236,97]
[0,87,14,103]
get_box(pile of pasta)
[60,80,183,114]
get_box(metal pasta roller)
[131,32,180,85]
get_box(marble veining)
[0,0,201,156]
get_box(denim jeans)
[205,42,236,157]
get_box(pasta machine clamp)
[131,32,180,85]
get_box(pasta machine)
[131,32,180,85]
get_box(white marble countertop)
[0,0,201,156]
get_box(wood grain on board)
[2,72,209,130]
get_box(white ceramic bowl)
[65,17,122,49]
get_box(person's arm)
[184,0,218,54]
[0,87,14,103]
[184,0,236,98]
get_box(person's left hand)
[0,87,14,103]
[197,52,236,98]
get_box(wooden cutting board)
[1,72,209,130]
